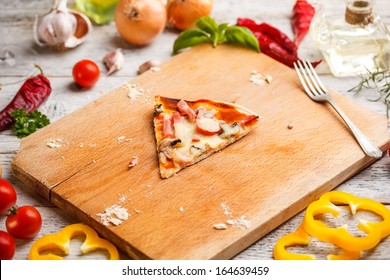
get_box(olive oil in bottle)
[311,0,390,77]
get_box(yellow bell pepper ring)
[273,226,314,260]
[273,225,360,260]
[29,223,119,260]
[302,191,390,252]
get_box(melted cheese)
[197,134,225,149]
[174,118,194,148]
[173,117,226,159]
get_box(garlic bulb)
[34,0,92,50]
[103,49,124,76]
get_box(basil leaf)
[216,23,229,45]
[218,23,229,35]
[172,17,260,54]
[224,26,260,53]
[195,17,221,47]
[173,29,210,54]
[195,16,219,35]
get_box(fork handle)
[327,99,383,159]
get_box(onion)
[167,0,213,31]
[115,0,167,46]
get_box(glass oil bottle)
[311,0,390,77]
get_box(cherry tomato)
[72,59,100,88]
[0,178,17,215]
[6,205,42,239]
[0,230,16,260]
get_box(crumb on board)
[250,70,272,86]
[117,135,133,142]
[123,82,154,106]
[46,138,63,148]
[47,139,97,149]
[119,194,127,203]
[123,83,145,101]
[287,122,294,129]
[221,203,232,216]
[96,205,129,226]
[128,156,139,168]
[216,203,251,230]
[213,223,227,230]
[179,207,184,212]
[228,216,251,229]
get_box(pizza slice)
[153,96,260,178]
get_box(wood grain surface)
[11,44,390,259]
[1,0,390,260]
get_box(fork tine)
[294,62,313,97]
[305,60,327,94]
[295,60,318,97]
[302,60,324,95]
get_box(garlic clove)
[34,0,92,50]
[51,10,76,43]
[138,59,162,74]
[64,10,92,49]
[103,49,124,76]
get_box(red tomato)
[72,59,100,88]
[0,230,16,260]
[0,178,17,215]
[6,206,42,239]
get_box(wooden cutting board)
[12,44,390,259]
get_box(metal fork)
[294,60,383,159]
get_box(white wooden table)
[1,0,389,260]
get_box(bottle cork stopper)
[345,0,374,26]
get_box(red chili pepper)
[0,65,51,131]
[292,0,316,46]
[253,33,300,68]
[237,18,321,69]
[257,23,298,57]
[237,18,297,66]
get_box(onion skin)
[167,0,213,31]
[115,0,167,46]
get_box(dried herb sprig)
[348,68,390,118]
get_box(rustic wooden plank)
[1,0,389,260]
